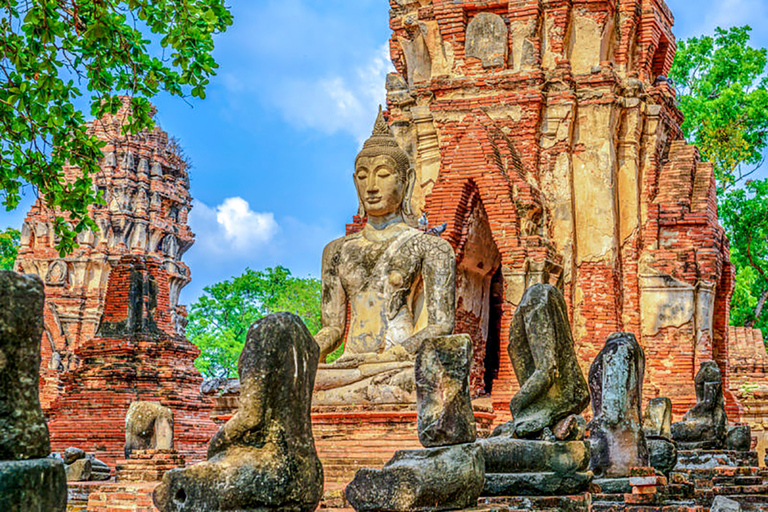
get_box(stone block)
[725,425,751,452]
[482,471,592,497]
[416,334,476,447]
[345,443,485,512]
[711,495,742,511]
[65,458,92,481]
[647,437,677,475]
[0,458,66,512]
[64,447,85,464]
[478,437,589,474]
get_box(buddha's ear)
[402,167,416,218]
[355,173,366,218]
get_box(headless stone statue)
[0,271,66,511]
[506,284,590,439]
[313,108,456,406]
[643,398,677,475]
[671,360,727,450]
[153,313,323,512]
[477,284,592,497]
[124,401,174,458]
[588,333,649,479]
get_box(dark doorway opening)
[484,267,504,394]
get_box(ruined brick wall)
[44,255,216,466]
[16,99,195,412]
[381,0,737,420]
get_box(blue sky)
[2,0,767,305]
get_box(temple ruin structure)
[368,0,741,421]
[15,100,216,465]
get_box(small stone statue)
[671,360,727,449]
[62,447,111,482]
[0,271,66,511]
[588,333,649,480]
[313,107,456,406]
[347,335,484,511]
[477,284,592,497]
[643,398,677,475]
[124,401,174,458]
[416,334,476,447]
[153,313,323,512]
[507,284,590,439]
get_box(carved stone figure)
[124,401,174,458]
[671,360,727,449]
[506,284,590,439]
[416,334,476,447]
[588,332,649,479]
[153,313,323,512]
[313,108,456,406]
[465,12,508,68]
[62,448,111,482]
[476,284,592,497]
[643,397,677,475]
[0,271,66,511]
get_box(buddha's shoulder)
[405,229,454,256]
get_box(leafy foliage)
[671,26,768,340]
[720,180,768,335]
[0,227,19,270]
[0,0,232,255]
[669,26,768,193]
[187,267,322,378]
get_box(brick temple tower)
[378,0,737,420]
[15,99,216,464]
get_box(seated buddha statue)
[312,109,456,406]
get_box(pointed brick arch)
[425,109,561,415]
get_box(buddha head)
[355,107,414,219]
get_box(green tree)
[187,266,322,378]
[670,26,768,339]
[0,227,19,270]
[720,180,768,335]
[669,26,768,192]
[0,1,232,255]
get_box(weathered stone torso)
[333,225,450,355]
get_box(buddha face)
[355,154,406,217]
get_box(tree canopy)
[187,266,322,378]
[0,0,232,255]
[669,26,768,193]
[670,25,768,339]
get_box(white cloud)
[212,0,394,143]
[189,197,278,257]
[249,43,393,142]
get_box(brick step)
[713,485,768,495]
[712,476,764,486]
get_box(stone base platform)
[115,449,185,483]
[312,403,495,492]
[320,494,590,512]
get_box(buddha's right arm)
[315,239,347,361]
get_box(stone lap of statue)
[313,108,456,406]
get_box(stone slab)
[0,458,66,512]
[675,450,759,470]
[594,477,632,494]
[478,437,590,474]
[482,472,592,497]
